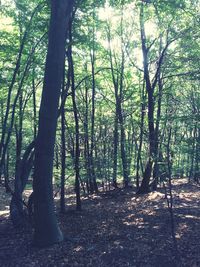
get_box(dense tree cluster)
[0,0,199,246]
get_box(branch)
[163,71,200,79]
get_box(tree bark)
[112,113,118,188]
[60,84,66,213]
[136,79,146,189]
[89,22,98,193]
[33,0,74,247]
[67,18,81,211]
[137,3,168,194]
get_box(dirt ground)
[0,179,200,267]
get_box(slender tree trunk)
[32,69,37,139]
[136,79,145,189]
[10,141,34,227]
[60,58,71,212]
[137,3,168,193]
[0,3,43,177]
[60,87,66,213]
[118,103,129,188]
[107,24,119,188]
[0,53,32,179]
[152,74,163,190]
[194,128,200,183]
[189,93,196,181]
[68,19,81,211]
[107,20,129,188]
[118,60,129,187]
[10,92,24,227]
[4,150,10,192]
[83,74,93,194]
[90,32,98,193]
[112,113,118,188]
[119,10,129,188]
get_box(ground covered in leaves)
[0,179,200,267]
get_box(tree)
[32,0,74,247]
[137,1,178,193]
[67,16,82,210]
[0,2,44,180]
[0,0,199,231]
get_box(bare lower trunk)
[33,0,74,247]
[137,159,153,194]
[112,114,118,188]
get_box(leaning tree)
[33,0,74,247]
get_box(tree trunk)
[68,18,81,211]
[60,89,66,213]
[136,79,145,189]
[119,9,129,188]
[0,3,43,177]
[33,0,74,247]
[112,113,118,188]
[137,89,155,193]
[32,67,37,139]
[152,73,163,190]
[10,141,34,227]
[83,71,92,194]
[137,3,168,194]
[90,31,98,193]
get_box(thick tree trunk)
[33,0,74,247]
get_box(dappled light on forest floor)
[0,210,9,216]
[0,179,200,266]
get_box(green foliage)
[0,0,199,186]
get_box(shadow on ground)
[0,179,199,267]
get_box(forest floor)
[0,179,200,267]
